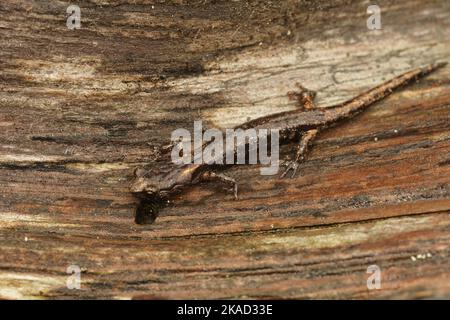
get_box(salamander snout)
[130,177,159,195]
[130,168,160,196]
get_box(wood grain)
[0,0,449,299]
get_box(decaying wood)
[0,0,449,299]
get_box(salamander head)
[130,168,160,196]
[130,165,196,198]
[130,167,179,198]
[130,165,196,225]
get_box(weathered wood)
[0,0,449,299]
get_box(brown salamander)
[130,62,446,224]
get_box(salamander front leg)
[280,129,318,179]
[198,171,238,199]
[288,83,317,110]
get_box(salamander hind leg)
[280,129,318,179]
